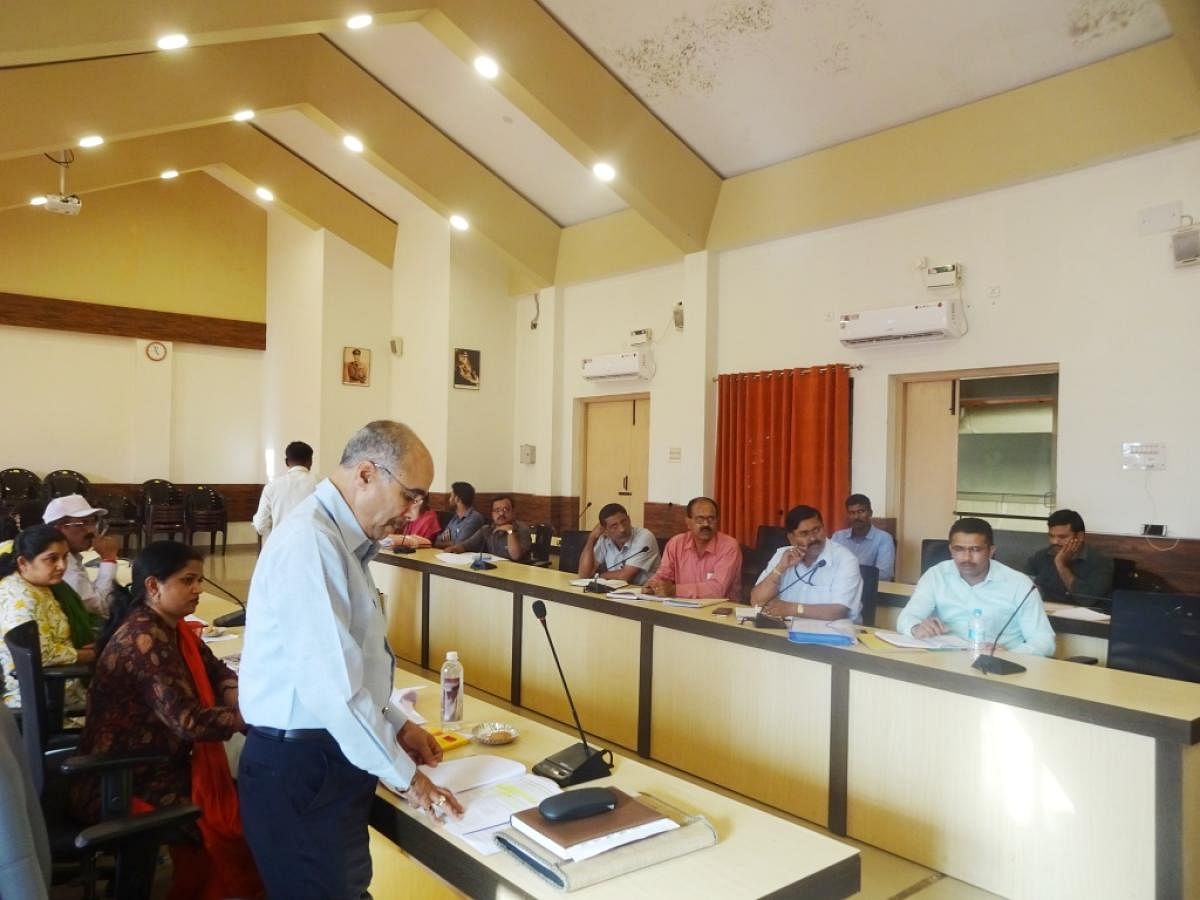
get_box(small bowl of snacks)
[472,722,519,745]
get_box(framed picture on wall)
[343,346,371,386]
[453,348,481,390]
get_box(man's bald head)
[333,421,434,540]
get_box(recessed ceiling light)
[342,135,364,153]
[78,135,104,148]
[233,109,255,122]
[592,161,616,182]
[473,55,499,79]
[449,214,470,232]
[255,186,274,202]
[30,196,47,206]
[346,13,373,29]
[161,169,179,180]
[156,33,189,50]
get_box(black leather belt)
[249,725,334,743]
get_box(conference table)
[192,594,861,898]
[370,549,1200,900]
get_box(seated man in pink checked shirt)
[641,497,743,603]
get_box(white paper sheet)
[419,755,526,794]
[1047,606,1111,622]
[436,552,499,566]
[873,630,971,650]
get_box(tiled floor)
[55,546,1003,900]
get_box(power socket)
[1142,524,1166,537]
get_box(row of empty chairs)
[0,471,228,553]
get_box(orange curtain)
[715,365,852,546]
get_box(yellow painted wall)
[0,172,266,321]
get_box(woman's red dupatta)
[177,623,263,899]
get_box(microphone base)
[582,582,614,594]
[213,609,246,628]
[470,560,497,570]
[532,742,613,787]
[972,654,1026,676]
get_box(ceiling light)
[449,214,469,232]
[592,161,616,182]
[156,33,189,50]
[78,135,104,148]
[342,135,364,153]
[255,187,274,202]
[346,13,373,29]
[161,169,179,180]
[233,109,255,122]
[30,196,47,206]
[473,55,499,79]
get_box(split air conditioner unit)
[581,349,654,382]
[838,300,966,347]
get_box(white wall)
[715,138,1200,537]
[171,343,263,482]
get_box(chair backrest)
[1107,590,1200,683]
[920,539,951,574]
[557,529,589,573]
[859,564,880,627]
[141,479,179,506]
[93,491,138,523]
[42,469,89,499]
[185,486,224,512]
[3,621,51,795]
[529,523,553,564]
[1112,557,1139,591]
[436,509,454,530]
[0,468,41,503]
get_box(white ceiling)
[541,0,1172,176]
[327,22,627,227]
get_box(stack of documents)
[871,630,971,650]
[509,788,677,862]
[607,590,725,608]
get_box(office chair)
[557,530,588,574]
[859,565,879,627]
[920,539,951,573]
[1106,590,1200,683]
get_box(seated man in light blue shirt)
[750,504,864,623]
[897,517,1055,656]
[578,502,660,586]
[830,493,895,580]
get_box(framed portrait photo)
[453,348,481,390]
[342,346,371,386]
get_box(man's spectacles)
[370,462,425,508]
[691,515,717,524]
[58,517,98,530]
[950,545,989,556]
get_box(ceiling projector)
[41,193,82,216]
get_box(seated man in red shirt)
[642,497,743,603]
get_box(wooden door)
[897,380,959,583]
[583,398,650,526]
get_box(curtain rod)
[711,363,863,382]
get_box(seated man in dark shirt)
[1024,509,1113,602]
[450,495,531,562]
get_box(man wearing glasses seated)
[642,497,742,603]
[750,505,863,623]
[898,517,1055,656]
[43,494,121,615]
[450,495,531,562]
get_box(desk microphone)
[206,576,248,628]
[755,558,825,629]
[529,600,613,786]
[576,501,593,524]
[470,548,497,571]
[972,584,1037,676]
[584,545,649,594]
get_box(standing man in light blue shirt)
[830,493,895,581]
[578,503,660,586]
[238,421,462,898]
[897,517,1055,656]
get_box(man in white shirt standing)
[251,441,316,541]
[238,421,461,898]
[42,494,120,614]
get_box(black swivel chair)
[859,565,880,627]
[526,523,553,567]
[557,530,589,574]
[1106,590,1200,683]
[920,539,951,573]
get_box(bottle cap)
[446,651,459,661]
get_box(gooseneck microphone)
[584,545,649,594]
[755,558,826,628]
[529,600,613,786]
[206,576,248,628]
[576,501,593,524]
[972,584,1037,676]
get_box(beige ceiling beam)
[0,124,397,266]
[0,34,559,285]
[1161,0,1200,90]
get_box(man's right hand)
[93,535,120,562]
[775,547,804,572]
[912,616,947,639]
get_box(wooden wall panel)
[644,501,686,541]
[0,292,265,350]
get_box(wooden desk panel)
[518,595,641,750]
[847,670,1155,900]
[650,627,832,826]
[427,578,513,700]
[370,561,423,665]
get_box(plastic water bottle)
[440,651,464,725]
[967,609,987,658]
